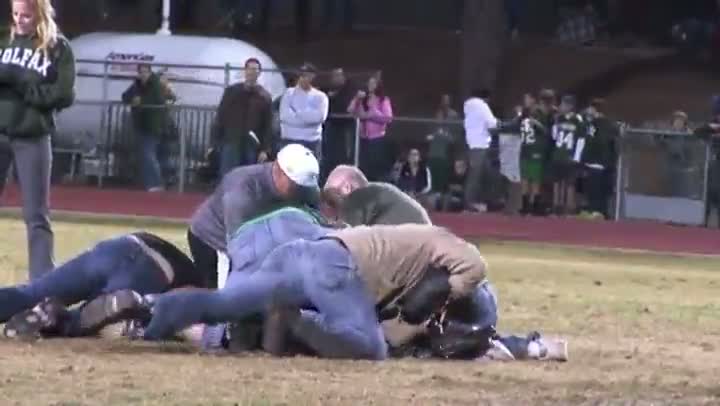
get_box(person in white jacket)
[463,89,498,212]
[279,63,330,159]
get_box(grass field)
[0,217,719,406]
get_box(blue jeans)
[220,141,258,177]
[0,236,170,327]
[145,238,387,360]
[138,135,164,190]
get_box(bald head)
[322,165,369,208]
[325,165,368,190]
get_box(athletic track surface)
[1,185,718,256]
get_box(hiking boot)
[78,290,150,334]
[4,298,67,341]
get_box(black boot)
[76,289,151,336]
[4,297,68,340]
[428,320,496,359]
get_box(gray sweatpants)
[464,148,490,208]
[0,135,54,280]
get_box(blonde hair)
[10,0,59,54]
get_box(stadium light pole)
[157,0,172,35]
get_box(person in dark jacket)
[0,0,76,281]
[214,57,273,176]
[122,63,170,191]
[320,68,355,184]
[581,99,620,219]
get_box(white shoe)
[529,337,569,362]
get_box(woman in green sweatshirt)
[0,0,75,280]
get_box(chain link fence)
[615,127,712,226]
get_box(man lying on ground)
[0,232,203,340]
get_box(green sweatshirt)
[0,34,76,138]
[121,73,169,136]
[338,182,432,226]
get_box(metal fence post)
[99,60,110,188]
[702,140,711,227]
[178,107,187,194]
[224,63,231,88]
[613,124,625,222]
[353,117,361,167]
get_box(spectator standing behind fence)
[157,71,178,182]
[550,95,587,215]
[279,63,328,158]
[321,67,355,184]
[348,75,394,182]
[664,110,699,200]
[463,88,498,213]
[394,148,433,208]
[121,64,170,192]
[581,99,619,219]
[213,58,273,177]
[427,94,459,195]
[0,0,75,280]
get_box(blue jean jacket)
[226,206,333,275]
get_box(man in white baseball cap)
[187,143,320,289]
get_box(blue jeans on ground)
[138,135,164,190]
[0,236,170,331]
[220,141,258,177]
[145,238,387,360]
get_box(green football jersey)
[520,115,548,161]
[551,113,587,163]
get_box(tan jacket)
[330,224,487,311]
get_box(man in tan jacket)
[142,224,487,360]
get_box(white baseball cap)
[276,143,320,188]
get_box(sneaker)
[78,290,150,334]
[525,331,569,362]
[261,302,300,356]
[532,337,569,362]
[3,298,66,341]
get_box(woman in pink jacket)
[347,76,394,181]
